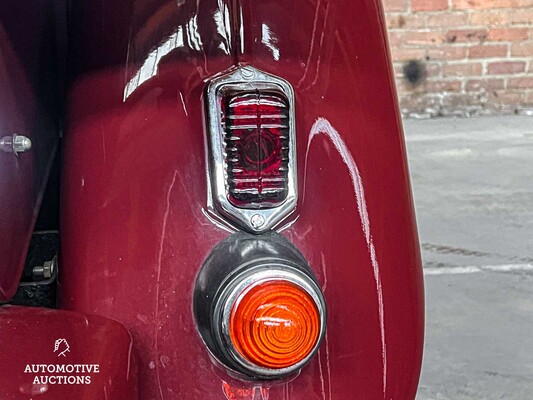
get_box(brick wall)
[383,0,533,117]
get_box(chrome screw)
[250,214,265,229]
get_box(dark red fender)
[61,0,423,399]
[0,306,137,399]
[239,1,424,398]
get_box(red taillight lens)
[222,91,290,208]
[229,280,321,369]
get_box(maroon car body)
[0,1,424,399]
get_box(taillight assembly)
[194,233,326,379]
[199,67,325,380]
[205,66,297,233]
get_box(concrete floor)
[403,116,533,400]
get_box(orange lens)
[229,280,321,369]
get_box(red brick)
[426,63,443,77]
[526,91,533,104]
[388,32,403,47]
[391,48,427,61]
[425,80,462,91]
[487,61,526,74]
[427,12,468,28]
[508,77,533,88]
[404,31,444,45]
[511,42,533,56]
[470,11,508,26]
[452,0,533,10]
[427,46,468,60]
[446,29,488,43]
[468,45,508,58]
[412,0,448,11]
[397,80,424,93]
[489,91,525,104]
[386,14,427,30]
[383,0,408,12]
[507,9,533,24]
[470,10,533,26]
[465,79,505,91]
[443,62,483,77]
[488,28,529,42]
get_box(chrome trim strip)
[205,66,297,233]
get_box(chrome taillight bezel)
[205,66,297,233]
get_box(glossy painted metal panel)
[0,306,137,399]
[0,2,61,301]
[62,1,236,399]
[61,0,423,399]
[238,1,424,398]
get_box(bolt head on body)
[250,214,265,229]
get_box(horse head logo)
[54,338,70,357]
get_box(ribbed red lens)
[222,91,290,208]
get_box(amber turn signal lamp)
[229,280,321,369]
[193,233,326,379]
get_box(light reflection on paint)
[186,15,203,52]
[123,27,184,100]
[213,1,232,55]
[306,117,388,395]
[123,13,210,101]
[261,24,280,61]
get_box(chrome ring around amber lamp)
[213,265,327,378]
